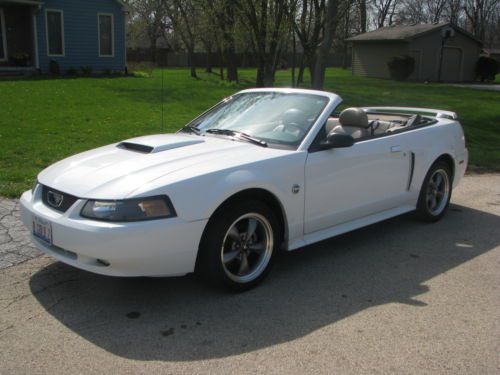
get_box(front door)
[304,135,410,234]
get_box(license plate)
[32,215,52,246]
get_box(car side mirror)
[319,133,355,150]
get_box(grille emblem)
[47,191,64,208]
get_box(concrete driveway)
[450,83,500,91]
[0,174,499,374]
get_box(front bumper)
[20,187,207,277]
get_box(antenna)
[161,56,165,133]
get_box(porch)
[0,0,41,72]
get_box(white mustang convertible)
[21,88,468,290]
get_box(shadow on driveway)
[29,204,500,361]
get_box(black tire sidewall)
[196,200,282,291]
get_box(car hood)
[38,133,267,199]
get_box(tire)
[196,200,282,291]
[416,160,453,222]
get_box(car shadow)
[29,204,500,361]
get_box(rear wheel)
[196,200,281,291]
[416,161,452,222]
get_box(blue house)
[0,0,128,73]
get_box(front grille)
[41,185,79,213]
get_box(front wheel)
[416,161,452,222]
[196,200,282,291]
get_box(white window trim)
[45,8,65,57]
[97,13,114,58]
[0,8,8,62]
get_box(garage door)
[441,47,462,82]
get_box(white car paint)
[20,88,468,277]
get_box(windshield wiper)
[180,124,202,135]
[205,129,267,147]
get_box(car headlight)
[81,196,176,222]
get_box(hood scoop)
[117,134,205,154]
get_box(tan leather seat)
[327,108,370,139]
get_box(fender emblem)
[292,184,300,194]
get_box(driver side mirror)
[319,133,355,150]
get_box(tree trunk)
[291,31,296,87]
[359,0,366,33]
[225,44,238,82]
[313,0,338,89]
[205,45,213,73]
[187,48,197,78]
[297,55,305,85]
[256,56,266,87]
[150,38,158,64]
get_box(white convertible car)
[21,88,468,290]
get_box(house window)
[98,13,114,57]
[45,9,64,56]
[0,8,7,61]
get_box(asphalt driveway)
[0,174,499,374]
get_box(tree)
[372,0,398,28]
[293,0,326,85]
[132,0,170,63]
[313,0,340,89]
[463,0,500,42]
[204,0,240,82]
[237,0,295,87]
[165,0,199,78]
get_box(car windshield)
[185,92,330,147]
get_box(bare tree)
[237,0,295,87]
[313,0,340,88]
[293,0,326,85]
[132,0,170,63]
[164,0,199,78]
[372,0,398,28]
[463,0,499,41]
[204,0,239,82]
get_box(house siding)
[36,0,125,73]
[351,27,481,82]
[352,42,407,78]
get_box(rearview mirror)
[319,133,355,150]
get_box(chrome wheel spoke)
[238,252,249,275]
[223,250,240,264]
[227,226,240,242]
[248,242,265,254]
[434,173,443,188]
[245,218,257,241]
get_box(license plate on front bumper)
[32,215,52,246]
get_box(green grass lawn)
[0,68,499,197]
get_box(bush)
[476,56,499,82]
[80,66,93,76]
[66,67,78,76]
[49,60,60,75]
[387,55,415,81]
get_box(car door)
[304,134,411,234]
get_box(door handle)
[390,145,402,153]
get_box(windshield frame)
[179,89,341,150]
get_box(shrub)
[49,60,60,75]
[66,67,78,76]
[387,55,415,81]
[80,66,93,76]
[475,56,499,82]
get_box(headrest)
[339,108,369,128]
